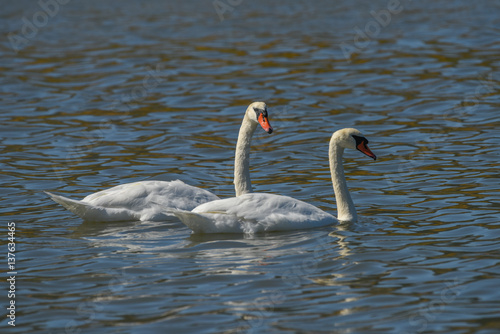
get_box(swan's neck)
[234,114,257,196]
[329,140,357,222]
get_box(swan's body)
[46,102,273,222]
[45,180,218,222]
[172,128,376,233]
[173,193,335,234]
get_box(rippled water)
[2,0,500,333]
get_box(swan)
[172,128,376,233]
[45,102,273,222]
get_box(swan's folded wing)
[82,180,219,212]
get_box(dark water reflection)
[1,0,500,333]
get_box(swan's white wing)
[46,180,219,222]
[83,180,219,211]
[173,193,336,234]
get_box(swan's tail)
[44,191,138,222]
[45,191,90,216]
[170,209,249,234]
[170,209,216,234]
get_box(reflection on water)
[1,0,500,333]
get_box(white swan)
[45,102,273,222]
[172,128,376,233]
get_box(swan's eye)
[352,135,367,145]
[253,107,266,118]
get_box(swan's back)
[84,180,218,211]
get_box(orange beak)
[258,113,273,134]
[357,141,376,160]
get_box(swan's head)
[332,128,376,160]
[246,102,273,134]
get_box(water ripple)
[1,0,500,333]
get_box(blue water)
[1,0,500,333]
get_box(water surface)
[1,0,500,333]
